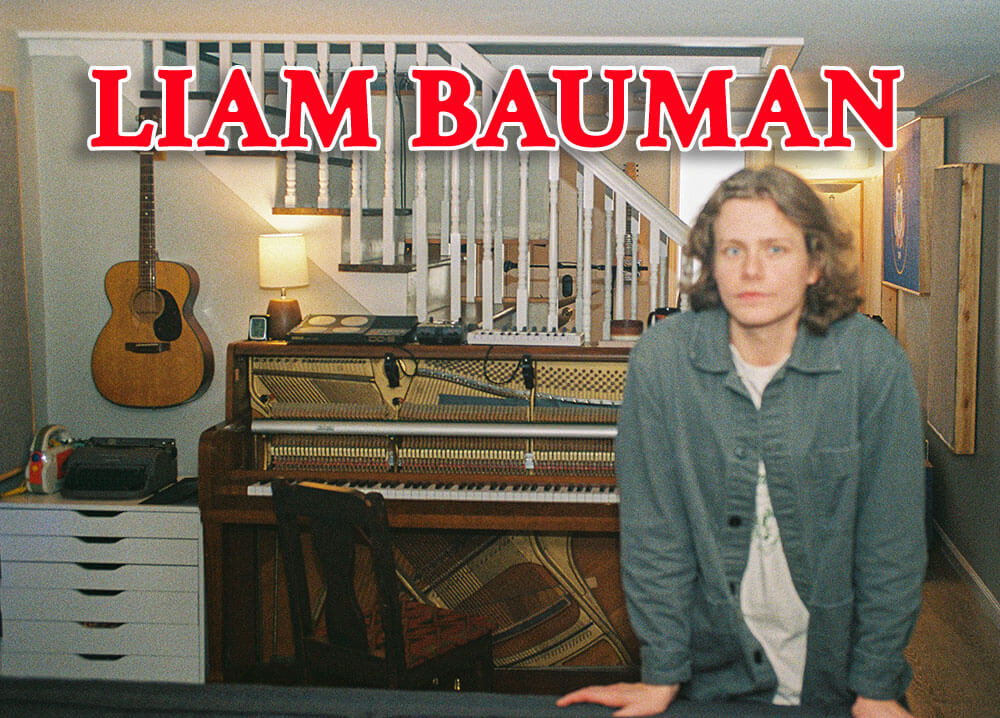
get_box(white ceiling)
[420,0,1000,108]
[11,0,1000,108]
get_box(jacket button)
[729,581,739,596]
[728,515,742,528]
[753,650,764,664]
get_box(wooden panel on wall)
[927,164,984,454]
[881,283,898,336]
[0,88,34,476]
[897,289,929,412]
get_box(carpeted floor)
[905,540,1000,717]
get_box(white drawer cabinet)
[0,494,204,682]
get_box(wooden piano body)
[198,341,637,691]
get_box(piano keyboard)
[247,480,618,503]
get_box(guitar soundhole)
[131,289,183,342]
[131,289,164,322]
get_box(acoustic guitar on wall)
[92,108,214,408]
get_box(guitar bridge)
[125,342,171,354]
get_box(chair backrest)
[271,481,406,683]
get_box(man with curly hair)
[559,166,925,716]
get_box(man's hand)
[556,682,680,717]
[851,696,914,718]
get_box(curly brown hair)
[683,166,861,334]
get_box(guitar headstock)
[137,107,164,159]
[138,106,161,125]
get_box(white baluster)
[283,42,297,209]
[481,85,494,331]
[382,42,396,264]
[465,148,477,309]
[581,166,594,344]
[414,43,429,320]
[630,209,639,319]
[316,42,330,209]
[284,151,297,208]
[151,41,165,92]
[282,41,296,99]
[440,154,450,257]
[186,40,199,90]
[217,41,231,78]
[349,41,362,264]
[216,41,232,146]
[516,151,529,330]
[615,193,626,320]
[450,122,461,321]
[328,66,341,159]
[547,150,559,331]
[250,41,264,107]
[361,153,369,208]
[660,244,669,309]
[603,193,614,340]
[574,169,584,330]
[494,150,504,307]
[649,224,661,314]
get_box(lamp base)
[266,298,302,340]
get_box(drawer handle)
[75,510,125,518]
[74,536,125,544]
[76,562,126,571]
[77,654,126,662]
[78,621,125,629]
[76,589,124,597]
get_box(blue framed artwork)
[882,116,943,294]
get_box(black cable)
[481,345,521,385]
[393,344,418,377]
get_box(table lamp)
[258,233,309,339]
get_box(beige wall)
[908,74,1000,609]
[926,74,1000,165]
[8,3,1000,608]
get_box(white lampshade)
[258,233,309,289]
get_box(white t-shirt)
[730,346,809,706]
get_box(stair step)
[337,262,413,273]
[338,257,449,273]
[139,88,218,101]
[203,150,352,166]
[273,207,413,216]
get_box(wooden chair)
[271,481,494,690]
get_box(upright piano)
[198,340,637,691]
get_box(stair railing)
[145,38,690,343]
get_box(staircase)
[59,34,801,343]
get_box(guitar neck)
[139,152,157,289]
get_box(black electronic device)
[415,320,467,345]
[248,314,269,340]
[61,437,177,500]
[286,314,418,345]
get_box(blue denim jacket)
[616,308,925,707]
